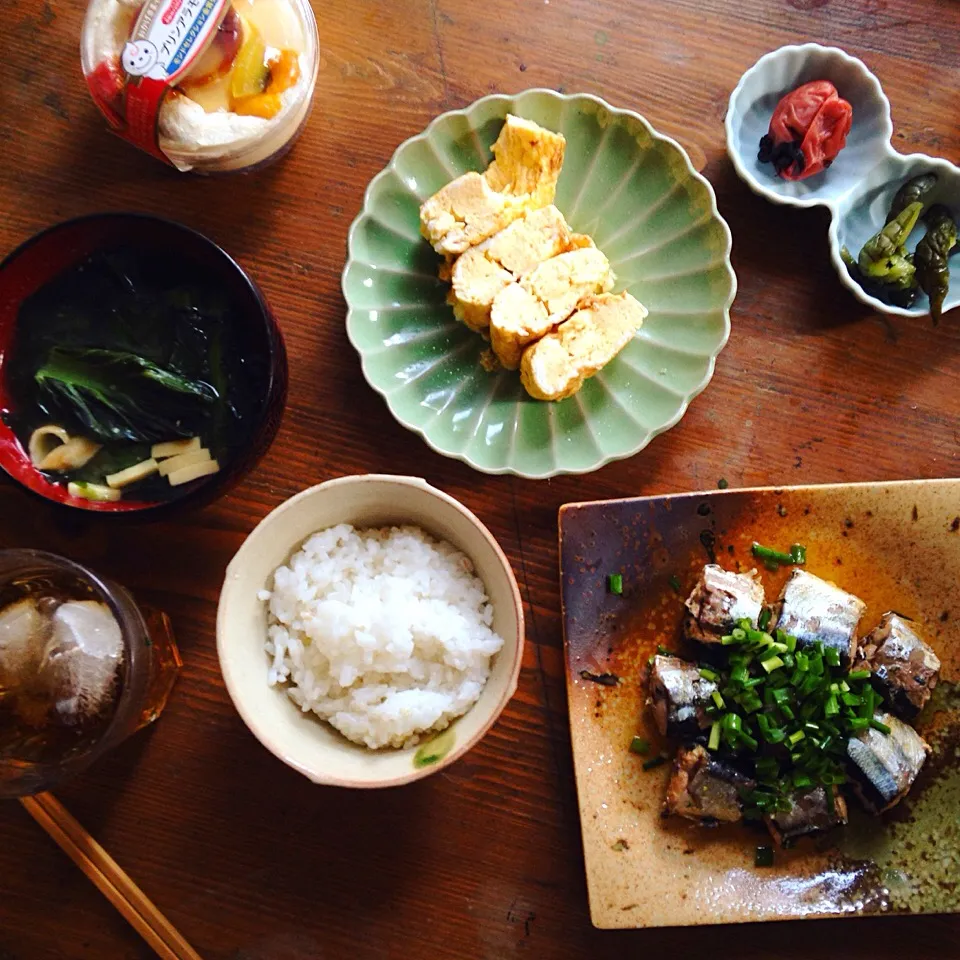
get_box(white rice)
[261,524,505,749]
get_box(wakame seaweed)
[4,248,268,500]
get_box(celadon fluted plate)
[344,89,736,478]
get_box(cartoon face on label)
[121,40,159,77]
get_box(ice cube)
[0,598,52,689]
[44,601,124,722]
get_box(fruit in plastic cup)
[80,0,319,173]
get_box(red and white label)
[115,0,229,163]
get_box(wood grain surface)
[1,0,959,957]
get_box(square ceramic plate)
[559,479,960,929]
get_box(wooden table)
[2,0,959,957]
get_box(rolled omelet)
[489,284,549,370]
[419,115,566,257]
[519,292,648,401]
[489,246,616,370]
[520,246,614,317]
[449,205,575,332]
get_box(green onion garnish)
[870,718,892,735]
[708,721,721,751]
[825,647,841,668]
[607,573,623,595]
[699,667,719,682]
[787,730,805,747]
[643,755,667,771]
[758,608,772,631]
[847,669,871,681]
[711,690,725,710]
[761,655,784,673]
[755,845,774,868]
[669,575,682,593]
[752,542,794,565]
[629,736,650,756]
[789,543,807,564]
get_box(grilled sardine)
[663,744,754,824]
[646,655,717,738]
[684,564,765,645]
[859,613,941,720]
[773,569,865,666]
[846,711,929,813]
[765,785,848,846]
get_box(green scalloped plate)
[344,89,736,478]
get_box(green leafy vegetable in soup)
[4,249,268,503]
[35,347,217,443]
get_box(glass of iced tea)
[0,549,181,798]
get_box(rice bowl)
[262,524,505,749]
[216,474,523,787]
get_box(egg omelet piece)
[484,115,566,207]
[449,205,575,332]
[489,247,616,370]
[419,115,567,257]
[488,284,550,370]
[519,292,647,401]
[520,246,615,317]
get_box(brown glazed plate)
[559,478,960,929]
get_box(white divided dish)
[726,43,960,318]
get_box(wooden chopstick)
[20,792,203,960]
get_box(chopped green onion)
[758,608,772,631]
[755,845,774,868]
[738,731,758,751]
[708,721,721,751]
[752,542,794,565]
[793,773,814,788]
[783,634,797,654]
[847,669,871,681]
[761,656,784,673]
[825,694,840,717]
[841,693,861,707]
[848,717,870,731]
[731,665,749,685]
[789,543,807,564]
[643,755,667,771]
[840,680,850,693]
[780,703,796,722]
[657,644,674,656]
[669,575,682,593]
[787,730,805,747]
[732,627,747,641]
[629,736,650,756]
[870,718,892,735]
[699,667,719,682]
[825,647,841,668]
[607,573,623,594]
[711,690,725,710]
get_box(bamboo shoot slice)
[68,481,121,503]
[151,437,201,460]
[158,448,211,477]
[106,459,159,489]
[37,437,102,473]
[167,459,220,486]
